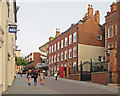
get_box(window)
[108,42,114,49]
[97,35,102,40]
[57,53,60,62]
[115,41,117,49]
[52,45,53,53]
[57,42,60,50]
[73,61,77,71]
[69,49,72,58]
[73,47,77,57]
[73,32,77,43]
[61,39,63,48]
[65,37,68,47]
[69,35,72,45]
[108,26,113,38]
[52,56,53,63]
[54,43,56,52]
[61,52,63,61]
[54,55,56,63]
[49,46,51,54]
[65,50,68,60]
[115,24,117,36]
[54,66,56,73]
[49,57,51,64]
[98,56,102,62]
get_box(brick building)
[47,5,105,77]
[104,2,118,70]
[104,1,120,85]
[24,52,42,70]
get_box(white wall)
[2,1,9,92]
[0,1,3,95]
[78,44,105,71]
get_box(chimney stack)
[110,2,117,12]
[55,28,60,37]
[94,10,100,24]
[88,4,93,18]
[49,37,54,42]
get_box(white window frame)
[108,25,113,38]
[61,52,63,61]
[61,39,63,48]
[57,53,60,62]
[57,42,60,50]
[73,32,77,43]
[54,55,56,63]
[73,47,76,57]
[97,35,102,40]
[52,45,53,53]
[69,34,72,45]
[65,50,68,60]
[49,46,51,54]
[54,43,56,52]
[69,48,72,58]
[65,37,68,47]
[52,56,53,64]
[49,57,51,64]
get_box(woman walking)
[27,69,32,85]
[39,70,44,85]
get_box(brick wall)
[68,74,81,81]
[91,72,108,85]
[34,53,41,67]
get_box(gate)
[80,59,92,81]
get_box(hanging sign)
[9,27,17,33]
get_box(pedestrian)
[39,70,44,85]
[54,71,58,80]
[33,70,38,86]
[20,69,22,77]
[27,69,32,86]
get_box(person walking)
[54,71,58,80]
[33,70,38,86]
[40,70,44,85]
[27,69,32,86]
[20,69,23,77]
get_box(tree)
[15,57,29,66]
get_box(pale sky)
[16,0,116,57]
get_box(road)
[2,74,119,96]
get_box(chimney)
[94,10,100,24]
[88,4,93,18]
[55,28,60,37]
[110,2,117,12]
[71,24,74,27]
[107,11,110,15]
[49,37,54,42]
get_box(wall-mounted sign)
[9,27,17,33]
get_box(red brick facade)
[24,52,41,69]
[105,2,120,84]
[47,5,105,77]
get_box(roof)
[48,23,78,44]
[48,15,105,44]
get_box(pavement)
[2,74,119,96]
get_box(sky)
[16,0,116,57]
